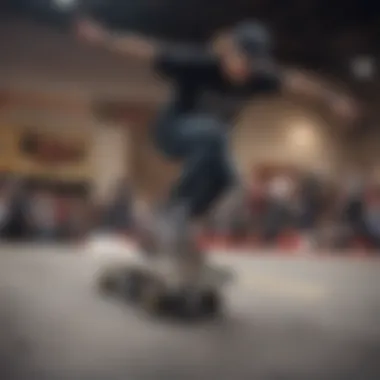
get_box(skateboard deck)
[96,252,232,318]
[100,252,231,288]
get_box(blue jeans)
[155,114,236,217]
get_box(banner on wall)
[0,125,92,180]
[20,129,87,165]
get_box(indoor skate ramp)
[0,245,379,380]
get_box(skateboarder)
[77,19,355,272]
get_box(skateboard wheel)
[175,289,222,319]
[173,289,206,319]
[178,295,201,319]
[120,269,145,302]
[200,290,222,316]
[98,268,143,301]
[139,276,166,314]
[98,271,119,294]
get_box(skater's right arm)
[76,19,158,62]
[76,19,213,79]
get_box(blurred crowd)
[0,170,379,253]
[208,168,380,252]
[0,176,133,243]
[0,176,91,242]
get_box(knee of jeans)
[189,116,225,142]
[199,129,227,156]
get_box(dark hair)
[233,21,272,57]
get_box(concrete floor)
[0,243,379,380]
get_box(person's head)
[213,21,272,84]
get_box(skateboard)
[97,253,232,319]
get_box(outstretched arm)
[76,19,158,62]
[282,69,359,121]
[75,18,209,78]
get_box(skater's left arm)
[281,69,359,121]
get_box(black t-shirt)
[155,47,282,122]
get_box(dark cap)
[232,21,272,58]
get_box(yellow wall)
[0,125,93,181]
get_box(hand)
[75,18,108,46]
[212,32,234,56]
[330,96,359,122]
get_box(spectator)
[363,181,380,250]
[3,178,30,240]
[247,174,266,233]
[102,178,132,232]
[263,173,295,243]
[67,197,89,239]
[28,189,57,241]
[295,172,324,248]
[340,171,365,245]
[0,183,11,237]
[55,195,71,240]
